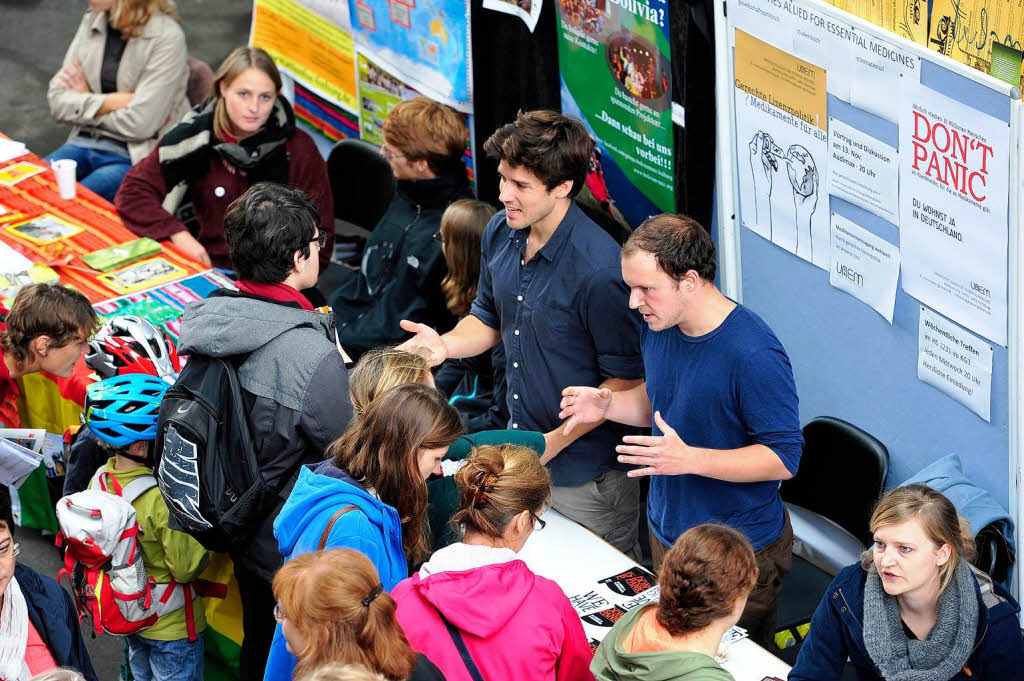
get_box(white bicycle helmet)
[85,315,180,380]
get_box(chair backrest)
[327,139,395,231]
[781,416,889,546]
[186,57,215,107]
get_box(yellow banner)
[929,0,1024,88]
[827,0,928,46]
[734,29,828,132]
[251,0,357,111]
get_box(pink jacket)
[392,559,594,681]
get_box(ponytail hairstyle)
[348,348,432,419]
[439,199,496,317]
[272,549,417,681]
[860,483,975,594]
[656,524,758,636]
[453,444,550,539]
[328,383,463,563]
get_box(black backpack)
[153,354,278,552]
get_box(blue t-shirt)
[643,305,803,551]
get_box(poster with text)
[556,0,674,226]
[826,0,928,46]
[899,83,1009,346]
[735,28,829,269]
[347,0,471,112]
[251,0,358,112]
[357,52,420,145]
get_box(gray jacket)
[177,291,353,580]
[47,9,190,164]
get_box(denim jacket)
[789,563,1024,680]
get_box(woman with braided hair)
[392,444,593,681]
[272,549,444,680]
[591,524,757,681]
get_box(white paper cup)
[51,159,77,200]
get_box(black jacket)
[16,563,98,681]
[330,166,473,359]
[434,341,509,432]
[177,290,354,581]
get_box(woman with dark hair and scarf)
[790,484,1024,681]
[116,46,333,276]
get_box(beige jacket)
[47,10,190,164]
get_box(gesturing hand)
[615,411,695,478]
[558,386,611,436]
[397,320,447,367]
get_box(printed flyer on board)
[899,82,1009,346]
[556,0,675,225]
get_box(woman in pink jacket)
[392,444,593,681]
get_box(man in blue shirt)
[559,213,803,647]
[399,110,645,556]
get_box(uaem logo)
[909,105,995,205]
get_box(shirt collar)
[508,200,581,263]
[87,10,108,33]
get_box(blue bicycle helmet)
[85,374,168,447]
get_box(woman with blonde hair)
[117,46,333,278]
[790,484,1024,680]
[47,0,189,200]
[264,383,463,681]
[348,348,435,419]
[392,444,593,681]
[272,549,443,680]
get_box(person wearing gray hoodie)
[176,184,353,681]
[591,525,758,681]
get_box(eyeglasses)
[379,143,405,161]
[310,231,328,249]
[0,543,20,560]
[273,603,286,622]
[530,511,546,531]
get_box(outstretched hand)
[397,320,447,367]
[558,386,612,436]
[615,411,695,478]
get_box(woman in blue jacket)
[790,484,1024,681]
[263,383,463,681]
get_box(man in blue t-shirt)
[559,213,803,647]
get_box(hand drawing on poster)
[735,29,829,269]
[483,0,542,32]
[899,83,1009,346]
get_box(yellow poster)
[929,0,1024,88]
[250,0,357,111]
[827,0,928,46]
[734,29,827,132]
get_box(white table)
[519,509,792,681]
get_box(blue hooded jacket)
[262,460,407,681]
[789,562,1024,680]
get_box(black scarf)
[157,96,296,206]
[395,160,473,210]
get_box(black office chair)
[775,417,889,657]
[327,138,395,232]
[781,416,890,574]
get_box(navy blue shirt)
[643,305,803,551]
[469,203,644,486]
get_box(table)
[519,509,793,681]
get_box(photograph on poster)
[735,29,829,269]
[898,82,1009,346]
[483,0,542,32]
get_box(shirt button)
[514,329,520,335]
[513,362,519,368]
[513,394,519,400]
[521,260,525,266]
[517,295,523,302]
[840,606,846,613]
[512,423,519,429]
[832,593,838,600]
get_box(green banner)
[556,0,674,225]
